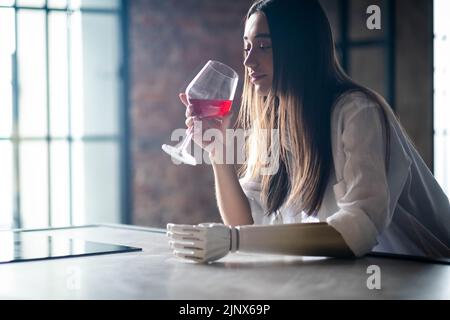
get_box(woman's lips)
[250,74,266,83]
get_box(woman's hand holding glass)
[162,60,238,165]
[180,93,234,162]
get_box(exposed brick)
[129,0,253,228]
[129,0,434,229]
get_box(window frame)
[0,0,130,228]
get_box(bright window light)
[434,0,450,196]
[0,2,123,229]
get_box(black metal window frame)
[0,0,131,228]
[335,0,396,108]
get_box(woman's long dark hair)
[238,0,391,216]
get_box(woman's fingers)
[185,117,194,128]
[178,92,235,153]
[199,117,223,128]
[223,112,234,129]
[185,105,195,118]
[180,93,196,118]
[186,116,222,130]
[179,93,189,107]
[199,106,222,118]
[185,115,232,151]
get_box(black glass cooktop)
[0,231,142,264]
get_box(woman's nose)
[243,49,257,69]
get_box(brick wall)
[129,0,434,228]
[129,0,253,227]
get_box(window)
[434,0,450,196]
[320,0,395,106]
[0,0,129,229]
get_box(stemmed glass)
[162,60,239,165]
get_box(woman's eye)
[243,44,271,54]
[259,44,272,50]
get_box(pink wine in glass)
[189,99,232,118]
[162,60,238,165]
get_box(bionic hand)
[167,223,238,263]
[167,222,353,263]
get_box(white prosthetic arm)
[167,222,354,263]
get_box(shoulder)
[331,90,385,126]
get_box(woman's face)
[243,12,273,96]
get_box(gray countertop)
[1,224,449,299]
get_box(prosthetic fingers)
[167,222,354,263]
[167,223,238,263]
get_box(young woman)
[169,0,450,262]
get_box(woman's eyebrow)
[243,33,271,40]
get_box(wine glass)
[162,60,239,165]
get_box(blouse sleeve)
[326,97,390,257]
[239,178,266,225]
